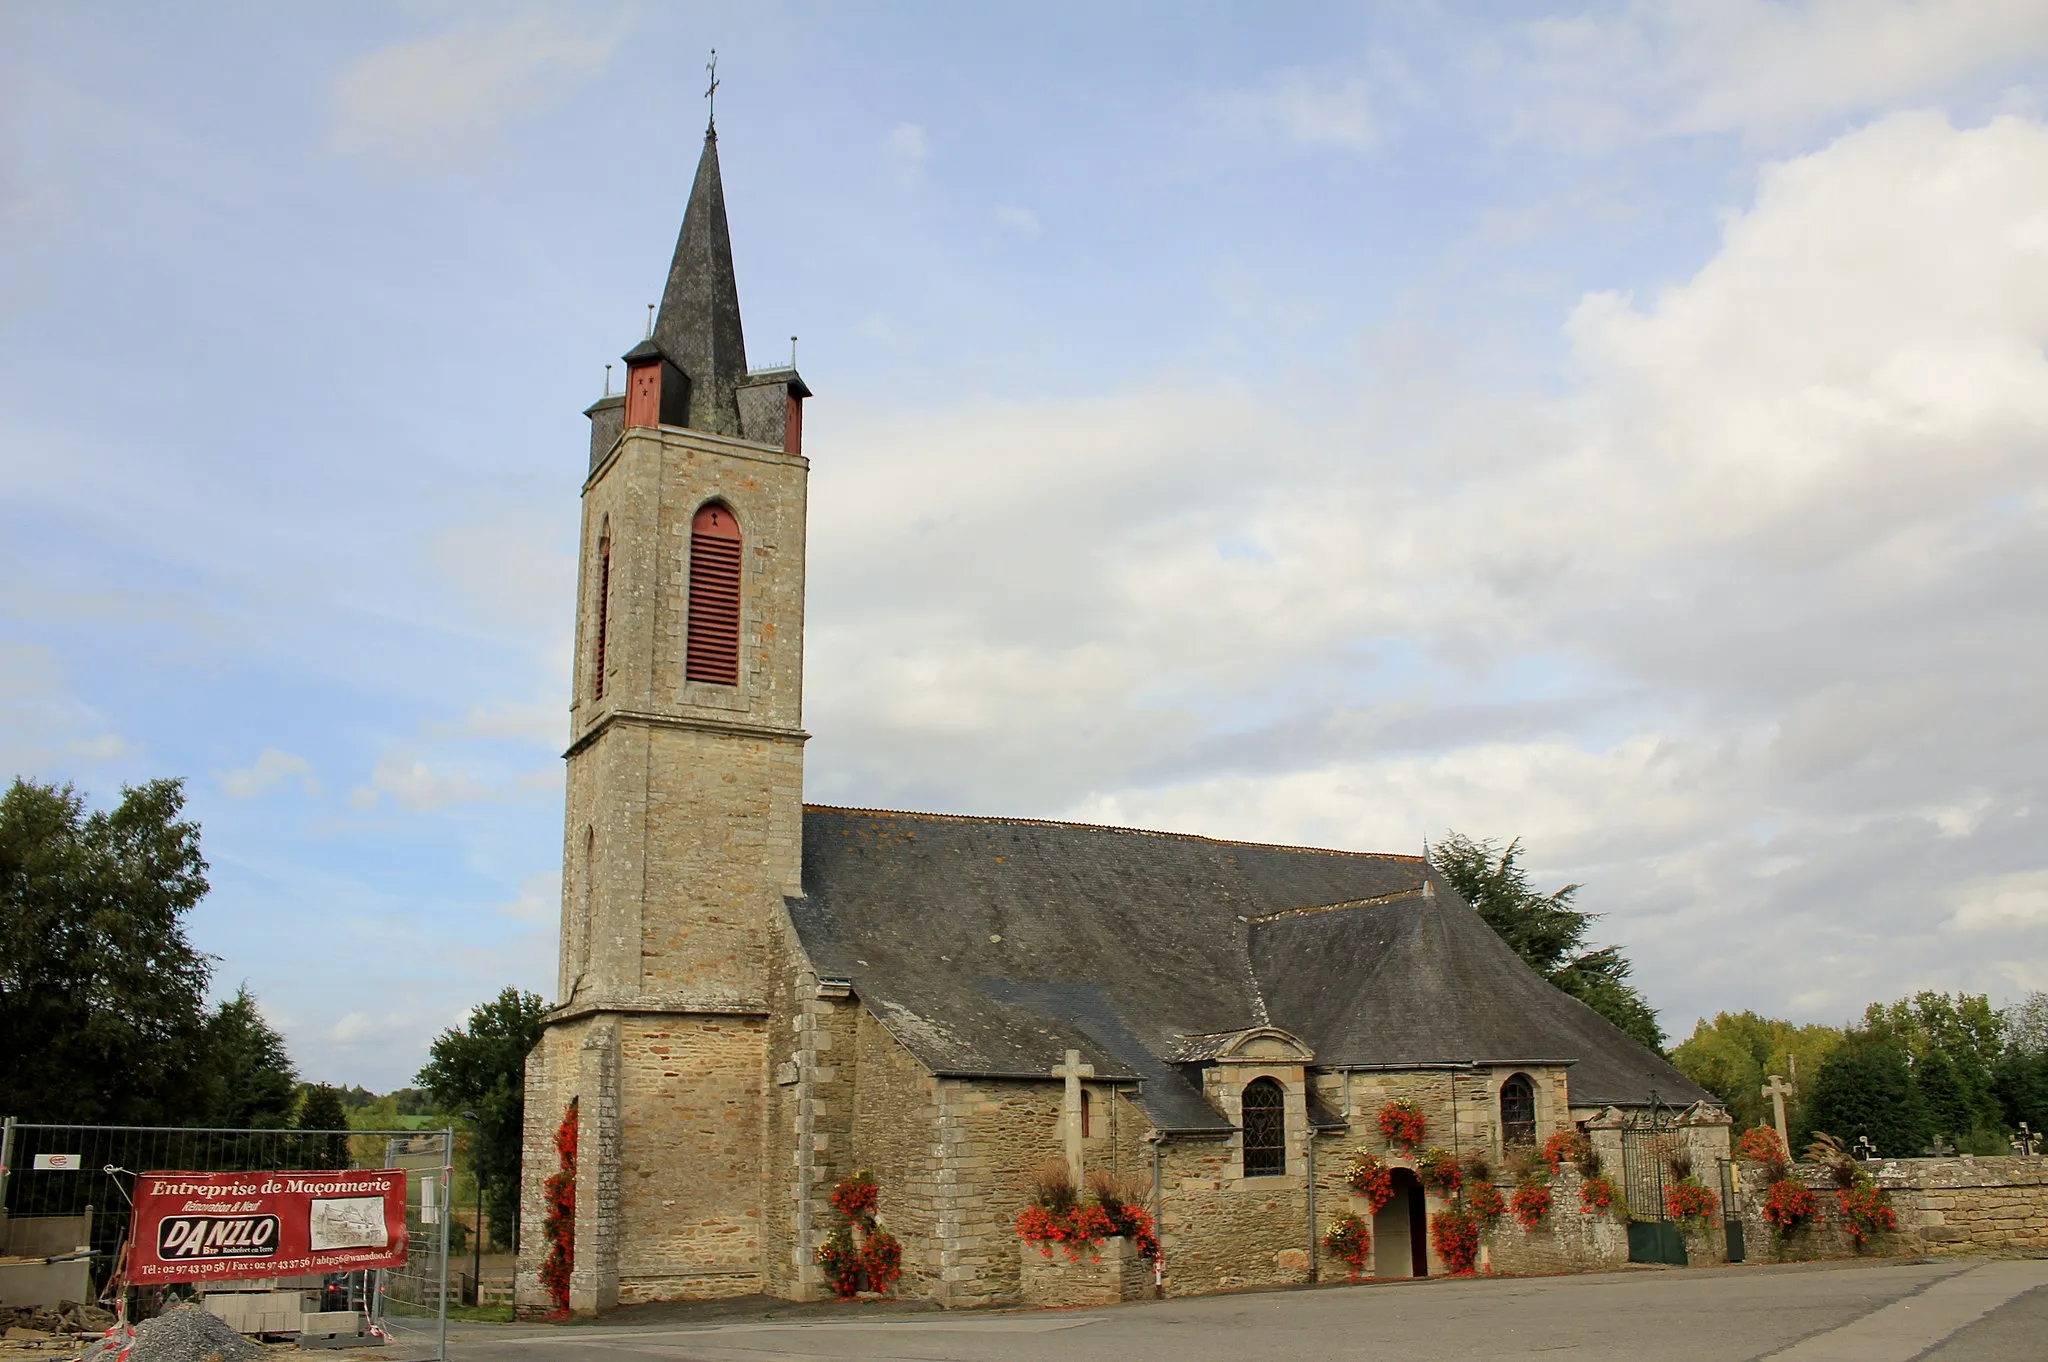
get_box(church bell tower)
[519,124,810,1315]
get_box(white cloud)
[994,204,1040,237]
[1951,870,2048,930]
[367,750,493,812]
[217,747,321,800]
[500,870,561,924]
[1228,67,1385,148]
[329,10,622,169]
[1484,0,2048,149]
[805,111,2048,1025]
[427,699,562,748]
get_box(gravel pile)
[76,1306,259,1362]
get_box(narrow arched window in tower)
[1080,1089,1093,1139]
[687,502,742,685]
[1241,1078,1286,1177]
[1501,1073,1537,1146]
[592,523,611,700]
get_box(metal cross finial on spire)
[705,49,719,132]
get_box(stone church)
[515,127,1720,1314]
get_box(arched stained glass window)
[1501,1073,1537,1146]
[1241,1078,1286,1177]
[687,502,741,686]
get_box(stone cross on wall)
[1052,1048,1094,1187]
[1762,1074,1794,1151]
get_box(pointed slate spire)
[650,130,747,436]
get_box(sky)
[3,1,2046,1092]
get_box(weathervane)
[705,49,719,132]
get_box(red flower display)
[1540,1129,1590,1173]
[831,1172,879,1227]
[1418,1146,1461,1197]
[1664,1177,1720,1228]
[538,1099,578,1314]
[1510,1180,1553,1230]
[1429,1206,1480,1275]
[1839,1183,1897,1248]
[860,1228,904,1292]
[814,1168,904,1296]
[1467,1179,1506,1227]
[1735,1126,1788,1164]
[1378,1100,1428,1153]
[1763,1177,1818,1233]
[1344,1151,1396,1212]
[1322,1213,1371,1278]
[1578,1173,1621,1217]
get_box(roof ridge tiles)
[802,803,1427,862]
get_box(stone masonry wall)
[922,1077,1066,1306]
[613,1016,767,1303]
[849,1010,945,1297]
[1735,1156,2048,1261]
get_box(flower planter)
[1019,1235,1151,1307]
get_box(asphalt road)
[437,1258,2048,1362]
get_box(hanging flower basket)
[831,1171,880,1227]
[1467,1179,1506,1228]
[1664,1177,1720,1231]
[1344,1150,1396,1211]
[1839,1182,1897,1249]
[1540,1129,1590,1174]
[1378,1100,1428,1153]
[1763,1177,1818,1235]
[1579,1173,1623,1219]
[1510,1179,1553,1230]
[1322,1213,1371,1278]
[1418,1146,1461,1197]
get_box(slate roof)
[789,807,1714,1132]
[644,131,748,437]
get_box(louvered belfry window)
[687,502,742,686]
[592,530,611,700]
[1241,1078,1286,1177]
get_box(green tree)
[205,985,298,1128]
[297,1083,352,1168]
[0,778,213,1124]
[1669,1011,1844,1132]
[1430,832,1666,1051]
[1861,992,2004,1152]
[417,988,547,1249]
[1802,1035,1930,1157]
[1996,992,2048,1143]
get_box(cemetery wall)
[1734,1156,2048,1261]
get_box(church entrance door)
[1372,1168,1428,1279]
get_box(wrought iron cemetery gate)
[1619,1104,1687,1266]
[0,1120,452,1362]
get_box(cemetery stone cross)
[1052,1048,1094,1186]
[1761,1074,1794,1151]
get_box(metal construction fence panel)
[0,1120,451,1362]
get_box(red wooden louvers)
[592,539,611,699]
[687,504,741,686]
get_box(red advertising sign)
[129,1170,411,1282]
